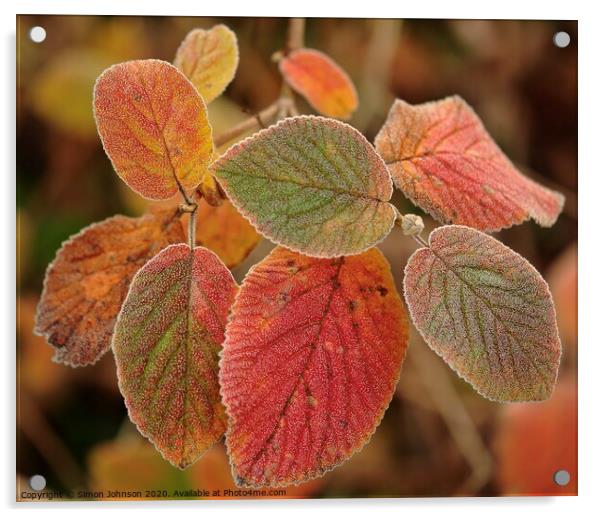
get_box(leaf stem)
[178,200,198,249]
[189,207,197,250]
[393,207,428,246]
[413,234,428,247]
[213,18,306,148]
[175,180,193,206]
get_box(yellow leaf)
[174,25,239,103]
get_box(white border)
[3,1,599,516]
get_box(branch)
[286,18,305,51]
[213,102,280,148]
[213,18,307,148]
[18,389,84,489]
[408,341,493,495]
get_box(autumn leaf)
[88,438,190,497]
[174,24,239,103]
[547,243,578,349]
[112,244,237,469]
[197,167,224,207]
[189,198,261,269]
[93,59,213,200]
[374,96,564,231]
[89,438,322,499]
[212,116,396,257]
[403,225,561,402]
[34,208,184,367]
[220,247,409,487]
[279,48,358,119]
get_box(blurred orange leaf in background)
[495,376,577,495]
[89,436,322,499]
[189,198,261,269]
[547,243,578,350]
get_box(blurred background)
[16,15,577,499]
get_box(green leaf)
[212,116,396,257]
[112,244,238,468]
[403,225,561,402]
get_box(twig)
[213,18,306,148]
[18,389,84,489]
[178,201,198,248]
[286,18,305,51]
[213,102,280,148]
[188,208,197,249]
[408,341,493,495]
[413,234,428,247]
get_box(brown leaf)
[35,208,185,367]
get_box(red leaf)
[113,244,238,468]
[374,96,564,231]
[220,247,409,487]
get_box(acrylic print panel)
[16,15,577,501]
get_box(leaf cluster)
[36,21,564,488]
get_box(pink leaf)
[403,225,561,401]
[375,96,564,231]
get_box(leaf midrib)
[426,244,550,383]
[219,166,388,204]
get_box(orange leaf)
[35,208,184,367]
[88,439,190,497]
[113,244,238,468]
[375,96,564,231]
[495,376,577,495]
[279,49,358,119]
[193,198,261,269]
[547,243,578,349]
[174,25,239,103]
[94,59,213,200]
[220,247,409,487]
[88,438,322,499]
